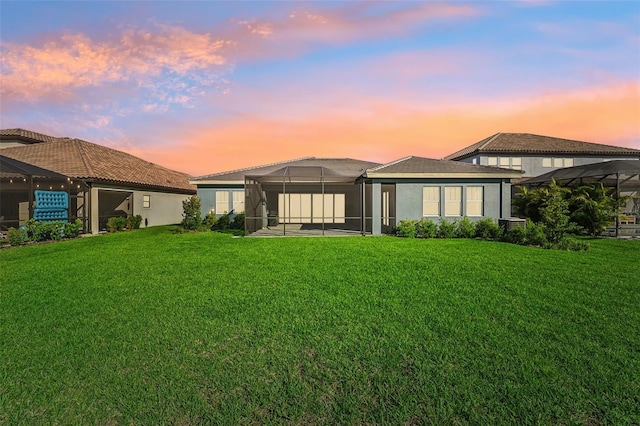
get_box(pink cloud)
[0,24,229,104]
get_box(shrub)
[127,215,142,230]
[107,217,127,233]
[7,227,27,246]
[454,217,476,238]
[213,213,231,231]
[395,219,417,238]
[181,195,203,231]
[32,221,65,241]
[232,213,245,230]
[524,219,548,247]
[203,212,218,230]
[437,219,455,239]
[555,236,590,252]
[415,218,437,238]
[504,225,527,245]
[63,219,83,238]
[475,218,503,240]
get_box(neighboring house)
[190,156,521,236]
[0,128,195,233]
[444,133,640,178]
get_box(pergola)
[520,160,640,237]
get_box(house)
[444,133,640,177]
[0,128,196,233]
[190,156,521,236]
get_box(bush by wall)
[454,217,476,239]
[107,217,127,233]
[437,219,455,239]
[127,215,143,230]
[7,227,27,246]
[474,218,503,240]
[395,219,417,238]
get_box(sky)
[1,1,639,176]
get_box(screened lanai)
[521,160,640,237]
[0,155,88,231]
[245,165,373,236]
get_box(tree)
[570,183,626,236]
[181,195,202,230]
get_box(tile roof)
[1,133,195,193]
[444,133,640,160]
[192,157,382,182]
[366,156,523,177]
[0,128,68,144]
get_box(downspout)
[615,172,620,238]
[282,176,286,236]
[321,174,325,236]
[28,175,34,221]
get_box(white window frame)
[444,186,462,217]
[142,195,150,209]
[423,186,440,216]
[466,186,483,217]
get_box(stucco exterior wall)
[90,184,191,233]
[197,185,244,217]
[393,178,508,224]
[460,155,637,177]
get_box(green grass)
[1,227,639,424]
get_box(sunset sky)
[1,1,639,176]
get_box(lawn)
[1,227,639,424]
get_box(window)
[215,191,229,214]
[279,193,344,224]
[487,157,498,166]
[499,157,510,167]
[466,187,483,217]
[472,158,477,165]
[511,157,522,170]
[143,195,150,208]
[544,158,574,168]
[444,187,462,216]
[423,187,440,216]
[232,191,245,214]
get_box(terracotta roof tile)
[0,128,68,144]
[444,133,640,160]
[1,132,195,193]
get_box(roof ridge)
[367,156,413,172]
[194,156,316,179]
[479,132,501,150]
[69,139,97,177]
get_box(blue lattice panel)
[33,208,68,222]
[35,190,69,209]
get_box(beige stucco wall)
[89,184,191,233]
[132,189,191,229]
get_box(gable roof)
[366,156,523,178]
[192,157,382,184]
[1,132,195,193]
[444,133,640,161]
